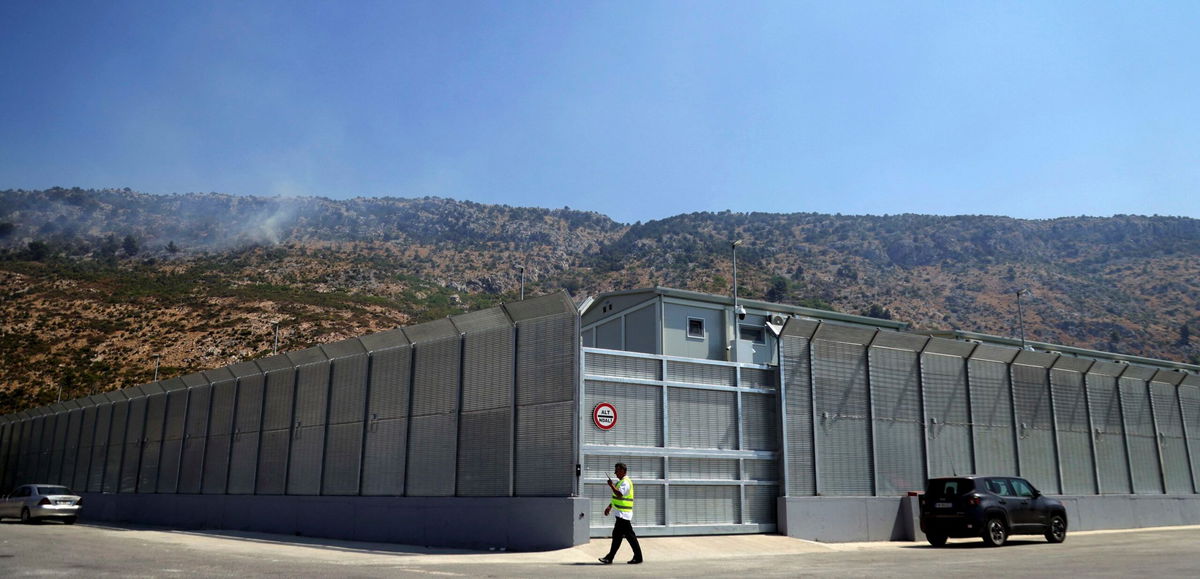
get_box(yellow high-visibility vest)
[611,476,634,513]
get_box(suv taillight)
[37,497,50,506]
[967,495,982,506]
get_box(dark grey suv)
[919,475,1067,547]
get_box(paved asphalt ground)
[2,520,1199,578]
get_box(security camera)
[736,305,747,320]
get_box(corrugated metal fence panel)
[288,360,330,496]
[744,459,778,481]
[157,386,189,494]
[584,380,662,447]
[586,351,661,381]
[406,413,458,496]
[462,326,515,412]
[17,415,36,489]
[73,402,97,492]
[256,360,296,496]
[745,485,780,523]
[228,371,264,495]
[120,394,147,493]
[515,400,575,496]
[366,344,411,421]
[668,457,738,480]
[782,333,815,496]
[139,392,166,493]
[741,391,779,451]
[1051,369,1095,494]
[201,373,237,494]
[457,408,514,496]
[813,339,873,496]
[586,455,663,479]
[515,313,578,406]
[1086,373,1132,493]
[1012,364,1059,493]
[968,359,1017,477]
[667,360,734,387]
[103,398,129,494]
[671,485,739,524]
[60,408,82,486]
[669,388,737,450]
[742,367,776,391]
[411,336,460,417]
[36,412,55,483]
[923,353,973,479]
[1150,382,1191,494]
[261,363,297,431]
[361,417,408,496]
[255,429,290,495]
[0,420,17,491]
[1180,383,1200,493]
[88,403,112,493]
[178,382,211,494]
[323,421,363,495]
[870,347,925,495]
[1120,377,1163,494]
[50,408,71,484]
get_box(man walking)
[598,462,643,565]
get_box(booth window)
[687,317,705,339]
[739,324,766,344]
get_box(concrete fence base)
[779,495,1200,543]
[79,494,592,552]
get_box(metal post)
[731,240,742,363]
[153,355,162,382]
[272,322,280,355]
[1047,362,1064,494]
[1080,361,1102,494]
[516,264,526,301]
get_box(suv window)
[927,478,974,498]
[986,478,1013,496]
[1010,478,1035,498]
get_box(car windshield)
[926,478,975,498]
[37,485,72,495]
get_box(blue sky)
[2,1,1198,224]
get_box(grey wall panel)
[671,485,739,524]
[670,388,737,450]
[923,353,973,479]
[457,408,514,497]
[406,413,458,497]
[255,429,290,495]
[322,421,364,496]
[287,425,325,495]
[744,459,779,481]
[667,360,735,387]
[411,336,461,416]
[367,345,411,422]
[742,367,775,391]
[669,457,738,480]
[515,400,575,497]
[869,347,925,495]
[103,400,129,494]
[50,409,71,484]
[462,327,515,412]
[60,408,83,488]
[157,439,183,494]
[327,352,368,424]
[1181,384,1200,493]
[1121,377,1163,494]
[1052,369,1095,494]
[515,313,578,406]
[1087,374,1132,493]
[178,384,211,494]
[968,359,1017,477]
[138,393,166,493]
[1012,364,1059,493]
[586,351,660,381]
[292,361,331,428]
[583,380,661,448]
[202,434,232,494]
[73,403,98,492]
[261,365,297,431]
[741,392,779,451]
[87,403,112,492]
[227,372,265,495]
[120,395,147,493]
[200,376,234,495]
[208,377,237,439]
[813,340,873,496]
[362,417,407,496]
[1150,382,1191,494]
[156,387,189,494]
[782,334,815,496]
[586,455,663,480]
[624,303,658,354]
[587,482,665,526]
[35,414,53,482]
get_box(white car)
[0,484,82,524]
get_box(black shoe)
[598,557,613,565]
[628,558,643,564]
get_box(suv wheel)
[1044,515,1066,543]
[926,534,947,547]
[982,517,1008,547]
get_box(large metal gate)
[580,347,779,536]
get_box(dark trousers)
[606,516,642,560]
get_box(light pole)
[731,240,743,316]
[272,321,280,355]
[1015,288,1028,350]
[153,354,162,382]
[731,240,744,362]
[516,263,526,301]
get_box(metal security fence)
[0,292,579,502]
[581,348,780,536]
[781,319,1200,498]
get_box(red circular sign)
[593,402,617,430]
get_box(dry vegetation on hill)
[2,188,1198,413]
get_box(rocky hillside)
[2,188,1198,413]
